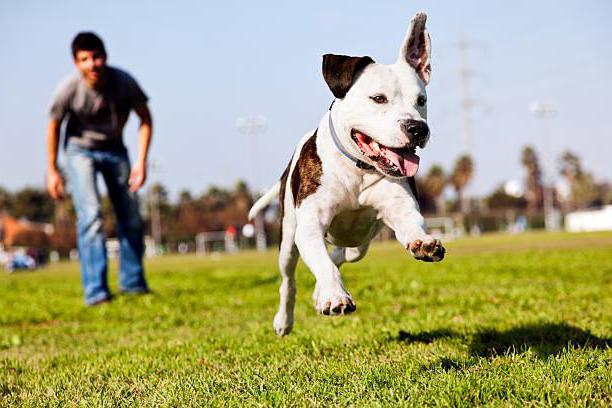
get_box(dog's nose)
[403,120,429,145]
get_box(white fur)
[251,12,444,336]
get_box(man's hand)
[129,162,147,192]
[47,168,65,200]
[46,119,64,200]
[131,103,152,193]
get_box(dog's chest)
[326,207,380,247]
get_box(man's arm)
[46,119,64,200]
[128,103,153,192]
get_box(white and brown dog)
[249,12,445,336]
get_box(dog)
[249,12,445,336]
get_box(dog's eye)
[370,95,388,104]
[417,95,427,106]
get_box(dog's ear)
[322,54,375,99]
[398,12,431,85]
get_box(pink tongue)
[355,132,420,177]
[383,148,420,177]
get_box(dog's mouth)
[351,129,420,178]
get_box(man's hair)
[71,32,106,59]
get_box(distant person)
[46,32,152,305]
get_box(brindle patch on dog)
[291,130,322,208]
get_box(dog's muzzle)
[403,119,429,147]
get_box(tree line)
[1,148,610,253]
[418,147,610,215]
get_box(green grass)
[1,231,611,406]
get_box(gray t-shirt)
[49,66,148,150]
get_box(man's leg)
[100,149,148,293]
[64,146,110,305]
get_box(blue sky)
[1,0,611,197]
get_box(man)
[47,32,153,305]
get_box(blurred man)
[46,32,152,305]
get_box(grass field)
[1,231,611,406]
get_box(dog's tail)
[248,181,281,220]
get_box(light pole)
[236,115,268,251]
[148,160,162,254]
[529,102,560,231]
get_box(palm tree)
[558,150,597,210]
[558,150,582,180]
[450,154,474,214]
[423,165,447,215]
[520,146,543,213]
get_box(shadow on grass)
[396,322,611,359]
[469,323,612,358]
[396,329,458,344]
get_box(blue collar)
[328,106,374,170]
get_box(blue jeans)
[64,143,148,305]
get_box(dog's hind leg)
[330,246,346,266]
[330,222,382,267]
[330,243,370,267]
[273,219,299,336]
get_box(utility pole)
[457,36,475,153]
[455,36,479,218]
[236,116,268,252]
[150,188,161,253]
[529,102,560,231]
[148,161,162,254]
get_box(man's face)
[74,49,107,86]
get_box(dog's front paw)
[408,237,445,262]
[313,282,356,316]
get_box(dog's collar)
[328,102,374,170]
